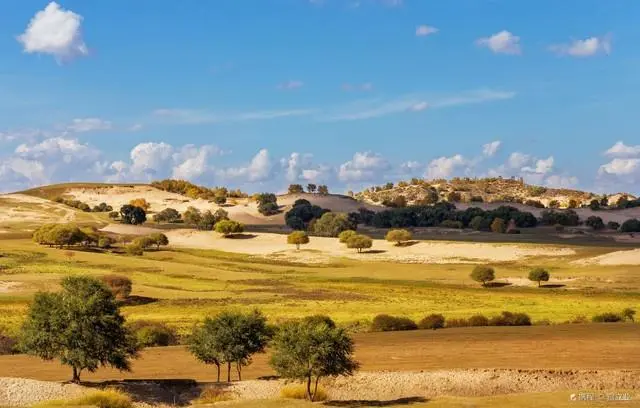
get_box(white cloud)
[218,149,273,182]
[522,156,554,174]
[128,142,174,177]
[599,158,640,176]
[482,140,501,157]
[66,118,112,133]
[128,124,144,132]
[278,80,304,90]
[0,128,47,143]
[15,137,99,163]
[17,2,88,62]
[0,158,48,188]
[425,154,467,180]
[507,152,531,169]
[416,25,438,37]
[171,146,215,180]
[409,102,429,112]
[550,35,612,57]
[476,30,522,55]
[545,175,579,188]
[153,108,314,125]
[604,141,640,158]
[338,152,390,182]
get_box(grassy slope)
[1,239,639,334]
[18,182,150,200]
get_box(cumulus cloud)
[17,2,88,62]
[545,174,579,188]
[476,31,521,55]
[522,156,554,174]
[338,152,390,182]
[416,25,438,37]
[425,154,467,180]
[550,35,612,57]
[507,152,531,169]
[482,140,501,157]
[604,141,640,158]
[218,149,273,183]
[599,158,640,176]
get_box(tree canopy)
[287,231,310,250]
[528,268,550,287]
[385,229,412,245]
[120,205,146,225]
[215,220,244,237]
[470,265,495,287]
[20,276,138,383]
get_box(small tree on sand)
[287,231,310,250]
[270,319,358,402]
[338,230,357,243]
[528,268,550,287]
[623,308,636,322]
[20,276,138,383]
[385,229,412,246]
[215,220,244,237]
[470,265,495,287]
[346,234,373,253]
[148,232,169,250]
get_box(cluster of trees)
[183,207,229,230]
[287,184,329,195]
[119,205,147,225]
[33,224,115,249]
[370,311,532,332]
[361,203,537,231]
[18,276,358,398]
[151,179,246,201]
[54,198,113,213]
[285,199,357,237]
[125,233,170,255]
[255,193,280,216]
[338,230,373,253]
[470,265,552,288]
[285,199,330,230]
[152,208,182,223]
[215,220,245,237]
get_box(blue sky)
[0,0,639,194]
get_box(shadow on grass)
[396,241,420,247]
[88,379,200,406]
[484,282,512,288]
[119,295,158,306]
[363,250,387,254]
[324,397,429,407]
[226,234,258,240]
[540,284,566,289]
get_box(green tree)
[385,229,412,246]
[19,276,138,383]
[288,184,305,194]
[622,308,636,322]
[287,231,310,250]
[269,320,358,401]
[621,219,640,233]
[586,216,605,230]
[100,275,132,300]
[338,230,357,243]
[120,205,146,225]
[148,233,169,250]
[346,234,373,253]
[215,220,244,237]
[214,194,227,205]
[152,208,181,223]
[307,184,317,194]
[470,265,495,287]
[312,212,356,237]
[317,185,329,195]
[528,268,550,287]
[490,218,506,233]
[183,206,203,226]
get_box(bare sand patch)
[0,194,75,225]
[101,224,164,236]
[163,230,575,264]
[0,282,22,293]
[573,249,640,266]
[230,369,639,401]
[0,377,87,407]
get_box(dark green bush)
[591,313,623,323]
[467,314,489,326]
[489,311,531,326]
[439,220,463,229]
[302,314,336,329]
[418,314,445,330]
[0,330,17,355]
[128,321,179,347]
[445,318,469,328]
[370,314,418,332]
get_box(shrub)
[623,308,636,322]
[258,202,280,216]
[385,229,412,245]
[0,330,17,355]
[125,243,144,256]
[490,218,506,233]
[129,198,150,211]
[418,314,445,330]
[33,389,133,408]
[215,220,244,237]
[489,311,531,326]
[607,221,620,231]
[592,313,623,323]
[470,265,495,287]
[621,219,640,233]
[525,199,545,208]
[196,387,234,404]
[98,236,115,249]
[439,220,463,229]
[468,314,489,326]
[338,230,357,243]
[370,314,417,332]
[445,318,469,328]
[280,384,328,402]
[534,319,552,326]
[313,212,357,237]
[101,275,132,300]
[346,234,373,253]
[303,314,336,329]
[585,216,605,231]
[569,315,589,324]
[128,321,179,347]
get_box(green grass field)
[1,237,639,335]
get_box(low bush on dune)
[195,387,234,404]
[370,314,418,332]
[467,314,489,326]
[280,384,328,402]
[418,314,445,330]
[128,320,179,347]
[489,311,531,326]
[592,312,624,323]
[33,389,133,408]
[445,318,469,328]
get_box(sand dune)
[573,248,640,266]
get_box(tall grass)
[32,389,133,408]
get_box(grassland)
[1,237,639,335]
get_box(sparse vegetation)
[371,314,418,332]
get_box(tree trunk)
[216,363,220,383]
[306,375,313,401]
[236,362,242,381]
[296,243,300,250]
[227,362,231,382]
[313,376,320,402]
[538,281,541,287]
[71,366,81,383]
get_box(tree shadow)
[540,284,566,288]
[119,295,158,306]
[484,282,512,288]
[227,233,258,240]
[324,397,429,407]
[88,379,201,406]
[396,241,420,247]
[363,250,387,254]
[257,375,281,381]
